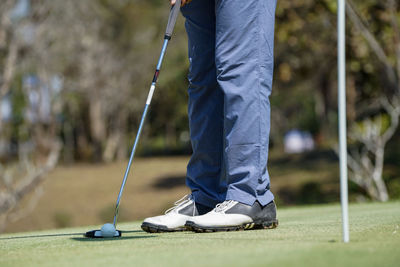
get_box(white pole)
[338,0,350,243]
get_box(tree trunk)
[373,145,389,201]
[89,96,106,161]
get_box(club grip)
[165,0,181,39]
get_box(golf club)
[84,0,182,238]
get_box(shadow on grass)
[71,235,155,242]
[0,230,143,240]
[0,233,83,240]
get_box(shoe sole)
[185,220,278,233]
[141,222,187,233]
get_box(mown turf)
[1,201,399,267]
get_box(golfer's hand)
[170,0,191,7]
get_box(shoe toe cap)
[143,215,164,225]
[189,212,252,227]
[143,214,190,229]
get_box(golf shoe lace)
[214,200,236,213]
[164,194,193,214]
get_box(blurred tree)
[272,0,340,146]
[0,0,62,230]
[0,0,188,230]
[344,0,400,201]
[270,0,400,201]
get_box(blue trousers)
[181,0,277,207]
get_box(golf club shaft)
[112,40,168,226]
[113,0,181,227]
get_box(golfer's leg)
[216,0,277,206]
[181,0,225,208]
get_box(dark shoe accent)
[185,220,278,233]
[141,222,186,233]
[225,200,277,225]
[178,201,213,216]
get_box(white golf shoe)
[141,195,213,233]
[185,200,278,232]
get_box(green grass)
[1,202,399,267]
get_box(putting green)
[1,201,399,267]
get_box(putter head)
[84,230,122,238]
